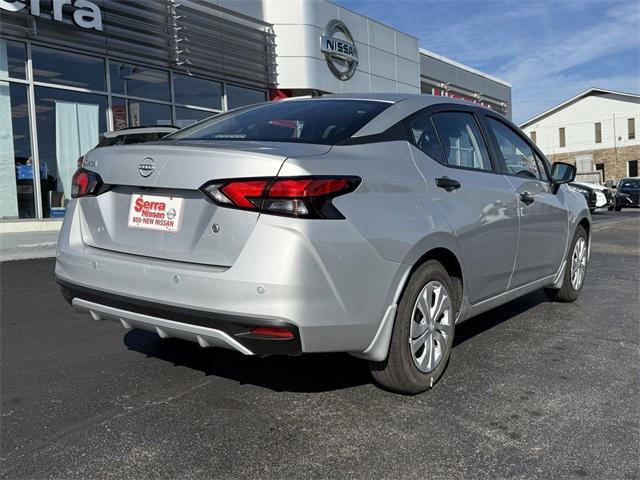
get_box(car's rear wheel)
[614,206,622,212]
[544,225,588,302]
[370,260,458,394]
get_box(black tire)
[544,225,588,302]
[614,206,622,212]
[369,260,459,395]
[589,208,596,213]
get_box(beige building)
[520,88,640,183]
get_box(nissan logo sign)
[320,20,358,81]
[138,158,156,177]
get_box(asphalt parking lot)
[1,210,638,479]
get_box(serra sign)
[0,0,103,31]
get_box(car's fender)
[352,230,467,362]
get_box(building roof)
[419,48,511,88]
[520,88,640,128]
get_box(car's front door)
[483,115,569,287]
[407,108,520,304]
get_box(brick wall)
[547,144,640,182]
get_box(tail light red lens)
[250,326,294,339]
[220,180,268,208]
[71,169,108,198]
[267,178,349,197]
[201,176,360,219]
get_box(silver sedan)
[56,94,590,394]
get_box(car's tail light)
[201,176,360,219]
[71,169,109,198]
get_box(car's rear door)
[406,106,519,304]
[482,114,569,287]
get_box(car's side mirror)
[551,162,576,193]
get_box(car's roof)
[317,93,499,138]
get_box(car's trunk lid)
[78,141,331,266]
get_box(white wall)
[521,93,640,156]
[261,0,420,93]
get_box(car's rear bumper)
[57,277,302,355]
[55,200,408,356]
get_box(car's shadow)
[124,290,546,393]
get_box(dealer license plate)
[127,193,184,233]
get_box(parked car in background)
[78,126,180,167]
[97,126,179,148]
[56,94,591,394]
[612,177,640,211]
[569,181,612,212]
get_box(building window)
[173,74,222,110]
[111,98,172,130]
[575,155,592,174]
[226,84,267,110]
[35,87,107,218]
[629,118,636,140]
[595,122,602,144]
[595,163,605,182]
[32,45,106,91]
[629,160,638,178]
[109,62,170,102]
[0,39,27,80]
[1,81,36,219]
[559,127,566,148]
[530,131,537,144]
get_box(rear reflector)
[201,176,360,219]
[250,326,294,339]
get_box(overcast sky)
[336,0,640,124]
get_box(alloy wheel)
[570,237,587,290]
[409,281,452,373]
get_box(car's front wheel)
[370,260,458,395]
[544,225,588,302]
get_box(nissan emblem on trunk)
[138,158,156,177]
[320,20,358,81]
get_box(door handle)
[435,177,461,192]
[520,191,535,205]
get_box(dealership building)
[0,0,511,232]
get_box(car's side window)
[487,117,545,181]
[431,111,493,171]
[534,152,550,182]
[407,113,445,164]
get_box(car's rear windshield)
[165,99,390,145]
